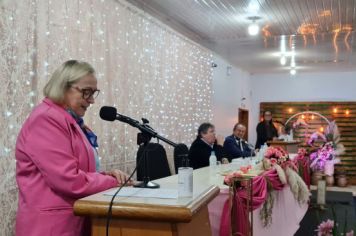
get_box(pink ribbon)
[220,169,284,236]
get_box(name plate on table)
[317,180,326,205]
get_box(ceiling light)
[290,69,296,75]
[248,1,260,13]
[248,23,259,36]
[247,16,261,36]
[280,56,286,65]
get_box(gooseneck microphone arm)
[127,117,177,147]
[100,106,178,147]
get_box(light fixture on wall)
[247,16,261,36]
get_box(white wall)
[212,54,252,139]
[249,71,356,145]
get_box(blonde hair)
[43,60,95,103]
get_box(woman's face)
[63,73,98,117]
[201,127,216,145]
[264,112,272,121]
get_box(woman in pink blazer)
[16,60,131,236]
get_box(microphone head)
[99,106,117,121]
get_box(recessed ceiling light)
[248,23,259,36]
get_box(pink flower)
[240,166,248,174]
[232,171,242,178]
[316,219,334,236]
[346,230,354,236]
[270,158,277,165]
[224,175,232,185]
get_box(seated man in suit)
[223,123,255,161]
[188,122,228,169]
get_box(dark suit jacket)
[255,121,278,149]
[188,138,226,169]
[223,135,254,160]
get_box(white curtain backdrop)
[0,0,213,234]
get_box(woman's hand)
[105,169,133,186]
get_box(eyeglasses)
[71,86,100,99]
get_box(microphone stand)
[125,117,177,189]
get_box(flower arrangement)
[308,121,344,175]
[222,146,310,232]
[264,146,289,165]
[310,142,336,172]
[316,219,354,236]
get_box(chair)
[136,142,171,181]
[173,143,189,174]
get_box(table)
[74,165,308,236]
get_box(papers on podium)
[104,187,178,199]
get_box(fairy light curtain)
[0,0,213,234]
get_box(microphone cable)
[105,143,160,236]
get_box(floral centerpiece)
[308,121,344,176]
[264,146,290,166]
[222,145,309,232]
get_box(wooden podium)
[74,175,220,236]
[267,140,301,153]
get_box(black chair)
[136,142,171,181]
[173,143,189,174]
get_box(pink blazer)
[16,98,118,236]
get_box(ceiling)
[127,0,356,74]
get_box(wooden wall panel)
[260,102,356,185]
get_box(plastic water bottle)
[209,150,217,167]
[209,151,217,175]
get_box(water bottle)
[209,150,217,166]
[209,150,218,174]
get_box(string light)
[0,0,213,227]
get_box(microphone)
[100,106,139,126]
[99,106,178,148]
[243,140,255,150]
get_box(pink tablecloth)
[208,186,308,236]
